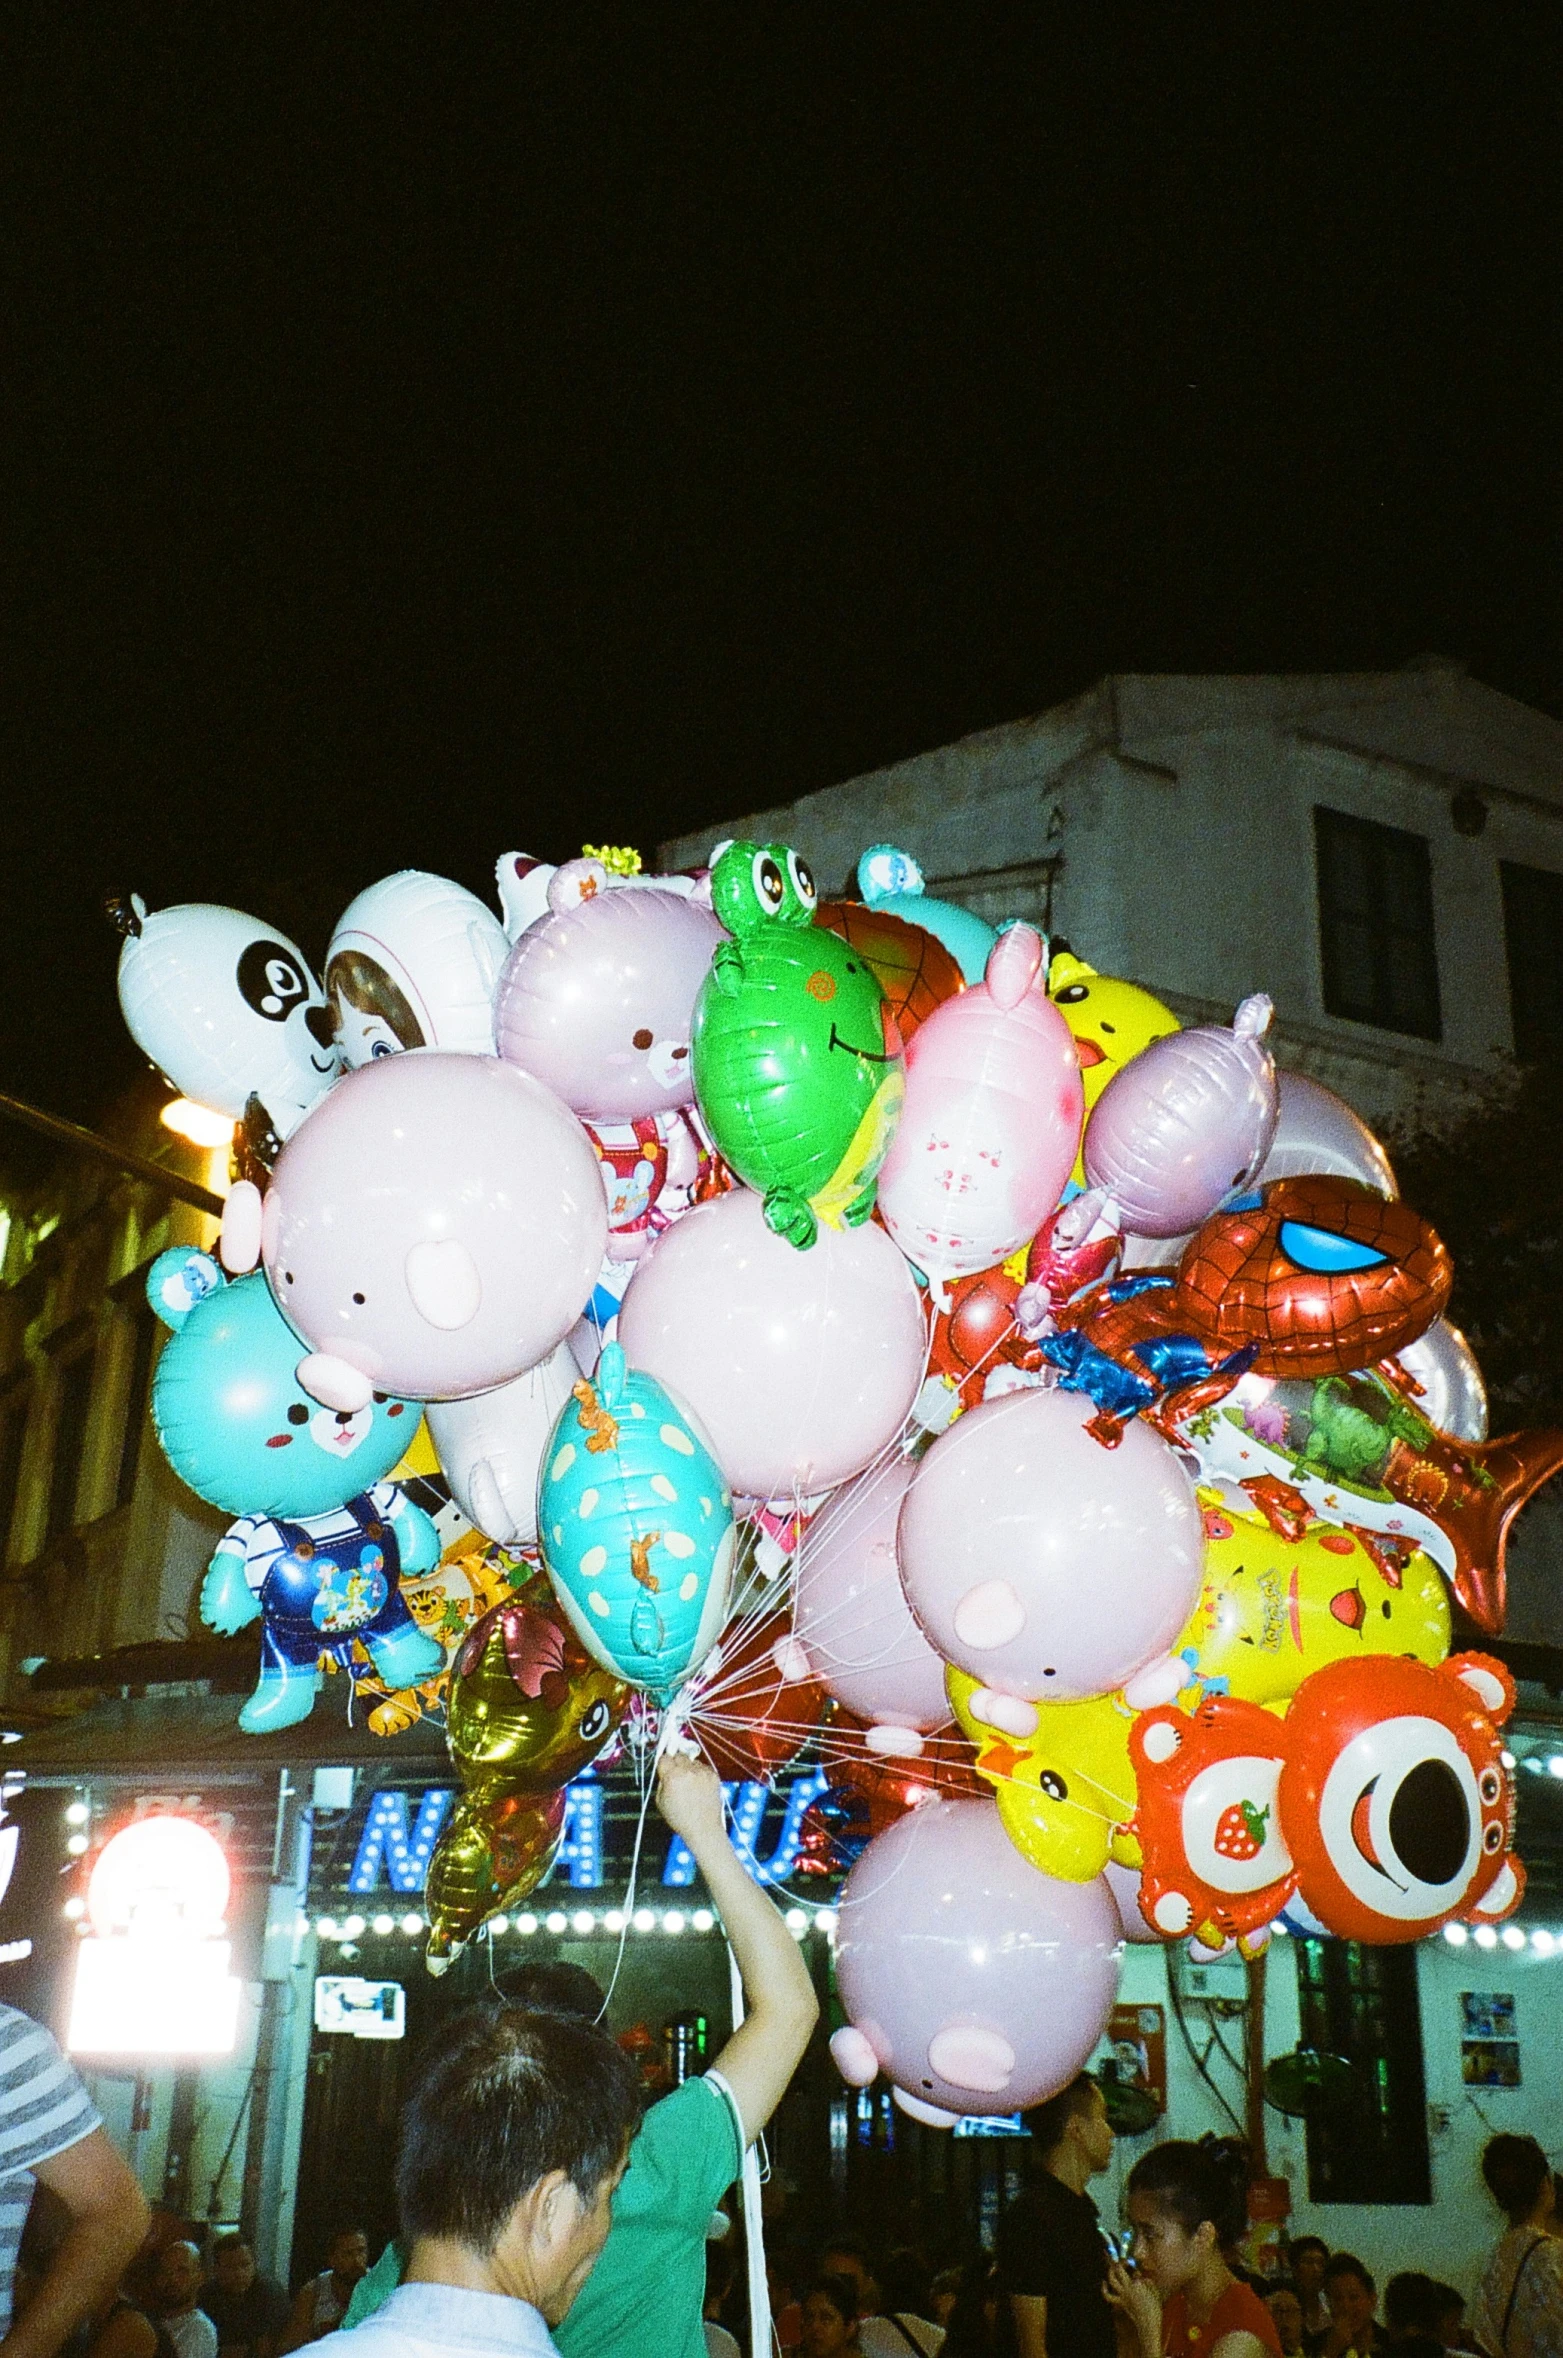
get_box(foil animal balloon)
[538,1343,736,1695]
[856,845,997,983]
[1046,952,1180,1188]
[493,861,724,1263]
[424,1344,579,1549]
[918,1264,1045,1428]
[947,1666,1140,1883]
[692,841,905,1248]
[1084,993,1278,1239]
[146,1249,444,1733]
[424,1582,629,1969]
[815,901,964,1045]
[251,1051,608,1407]
[1193,1366,1563,1635]
[875,925,1084,1301]
[325,868,512,1065]
[110,895,338,1146]
[828,1797,1122,2123]
[1255,1070,1398,1196]
[898,1387,1205,1703]
[1130,1652,1522,1948]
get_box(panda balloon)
[110,895,339,1147]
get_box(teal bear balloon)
[537,1343,737,1697]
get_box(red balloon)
[815,901,963,1044]
[689,1605,829,1784]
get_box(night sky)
[3,11,1557,1129]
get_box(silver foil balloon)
[1393,1316,1488,1443]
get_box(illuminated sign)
[347,1768,832,1897]
[68,1817,241,2057]
[315,1976,406,2040]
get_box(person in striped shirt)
[0,2001,149,2358]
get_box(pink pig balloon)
[793,1452,951,1748]
[897,1387,1203,1701]
[875,925,1084,1300]
[617,1186,925,1501]
[493,871,722,1122]
[261,1052,607,1403]
[829,1797,1122,2123]
[1083,993,1279,1238]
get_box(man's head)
[1384,2274,1443,2343]
[153,2243,204,2313]
[1264,2282,1303,2355]
[493,1961,606,2022]
[818,2240,880,2317]
[1289,2235,1327,2295]
[1022,2073,1114,2182]
[325,2229,369,2287]
[1324,2256,1377,2344]
[210,2238,256,2298]
[396,2003,641,2325]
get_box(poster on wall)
[1461,1991,1521,2088]
[1095,2003,1167,2132]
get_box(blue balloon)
[538,1342,736,1696]
[856,843,997,984]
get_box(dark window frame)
[45,1349,96,1544]
[114,1301,159,1510]
[1500,859,1563,1066]
[1313,805,1443,1041]
[1293,1936,1431,2204]
[0,1385,27,1568]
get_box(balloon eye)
[1224,1191,1264,1213]
[632,1028,654,1049]
[1054,983,1089,1004]
[579,1701,610,1741]
[1479,1768,1501,1805]
[788,851,817,907]
[1277,1220,1390,1274]
[753,852,786,913]
[287,1404,309,1426]
[352,1291,366,1305]
[373,1392,388,1405]
[1484,1821,1504,1851]
[1038,1771,1069,1802]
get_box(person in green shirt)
[343,1753,820,2358]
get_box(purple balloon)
[897,1387,1204,1701]
[793,1453,951,1741]
[261,1052,607,1401]
[1084,993,1279,1238]
[1102,1860,1162,1944]
[829,1797,1122,2123]
[617,1186,925,1501]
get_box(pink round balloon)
[494,880,721,1122]
[1084,993,1278,1238]
[794,1453,951,1738]
[898,1387,1203,1701]
[617,1186,925,1501]
[261,1052,607,1400]
[831,1797,1121,2122]
[876,925,1084,1297]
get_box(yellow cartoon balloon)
[947,1666,1140,1881]
[1046,952,1180,1185]
[1173,1489,1450,1708]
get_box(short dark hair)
[804,2277,860,2328]
[820,2236,873,2270]
[493,1960,607,2021]
[1022,2072,1101,2156]
[1430,2283,1463,2321]
[1288,2235,1328,2265]
[1482,2133,1554,2225]
[1324,2253,1375,2298]
[326,2226,366,2249]
[1125,2140,1248,2249]
[396,2004,640,2252]
[1384,2275,1442,2335]
[211,2236,252,2258]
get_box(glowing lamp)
[68,1816,240,2057]
[87,1816,230,1940]
[160,1099,237,1150]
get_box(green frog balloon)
[692,841,905,1248]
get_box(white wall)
[1096,1933,1563,2304]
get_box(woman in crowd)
[1469,2135,1563,2358]
[1105,2139,1281,2358]
[801,2279,862,2358]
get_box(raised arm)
[656,1754,818,2144]
[2,2130,149,2358]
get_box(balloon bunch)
[116,834,1561,2090]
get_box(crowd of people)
[0,1754,1559,2358]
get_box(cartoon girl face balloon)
[325,869,511,1066]
[493,859,722,1121]
[1084,993,1279,1238]
[875,925,1084,1299]
[111,896,338,1139]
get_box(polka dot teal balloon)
[538,1342,737,1696]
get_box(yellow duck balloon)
[425,1575,629,1971]
[1046,951,1180,1186]
[947,1665,1141,1882]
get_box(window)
[1293,1938,1430,2204]
[1500,861,1563,1065]
[1314,807,1442,1040]
[0,1392,25,1566]
[115,1305,158,1509]
[46,1353,95,1543]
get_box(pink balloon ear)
[219,1181,263,1274]
[296,1354,375,1414]
[983,923,1045,1011]
[547,857,610,914]
[829,2026,881,2088]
